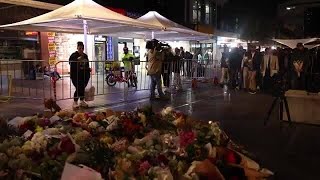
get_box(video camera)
[146,39,170,52]
[271,74,288,97]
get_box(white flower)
[88,121,99,129]
[161,107,174,116]
[151,167,173,180]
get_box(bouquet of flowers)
[0,106,273,180]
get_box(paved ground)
[1,85,319,180]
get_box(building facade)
[277,0,320,38]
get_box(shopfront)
[94,35,106,74]
[190,39,216,62]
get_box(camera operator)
[146,39,168,100]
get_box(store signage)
[48,43,56,51]
[25,31,38,36]
[94,35,106,42]
[47,32,56,37]
[49,56,57,66]
[107,37,113,60]
[47,32,57,66]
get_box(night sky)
[37,0,289,40]
[38,0,287,17]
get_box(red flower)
[59,136,75,154]
[138,161,151,175]
[225,150,237,164]
[157,154,169,165]
[122,119,141,135]
[179,131,196,148]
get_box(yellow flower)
[35,126,43,132]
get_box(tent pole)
[83,19,88,54]
[151,31,154,39]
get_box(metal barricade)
[53,60,151,102]
[0,59,51,101]
[0,58,219,106]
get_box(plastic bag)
[85,86,95,101]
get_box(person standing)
[261,48,279,92]
[220,52,229,86]
[69,41,91,108]
[147,46,167,100]
[162,47,173,92]
[241,51,250,91]
[228,48,242,89]
[122,46,135,86]
[244,46,261,94]
[173,48,183,91]
[290,43,309,90]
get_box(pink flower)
[138,161,151,175]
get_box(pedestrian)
[173,48,183,91]
[147,43,167,100]
[261,48,279,92]
[162,47,173,93]
[220,52,229,86]
[290,43,309,90]
[69,41,91,108]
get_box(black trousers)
[229,68,240,88]
[162,73,170,87]
[71,73,90,101]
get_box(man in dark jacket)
[290,43,309,90]
[228,48,242,89]
[69,41,91,108]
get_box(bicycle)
[105,67,137,87]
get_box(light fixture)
[286,6,295,10]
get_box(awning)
[272,38,318,49]
[0,0,161,34]
[108,11,212,41]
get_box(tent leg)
[83,20,88,54]
[151,31,154,39]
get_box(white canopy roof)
[0,0,161,34]
[108,11,212,41]
[273,38,319,49]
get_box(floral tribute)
[0,106,273,180]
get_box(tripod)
[264,92,292,126]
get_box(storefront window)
[205,4,212,25]
[192,0,201,23]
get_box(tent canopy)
[108,11,212,41]
[272,38,319,49]
[0,0,161,34]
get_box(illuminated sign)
[49,56,57,66]
[47,32,56,37]
[48,42,56,51]
[25,31,38,36]
[107,37,113,60]
[94,35,106,42]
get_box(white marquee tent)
[273,38,319,49]
[108,11,212,41]
[0,0,162,51]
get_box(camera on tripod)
[146,39,170,52]
[271,74,288,97]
